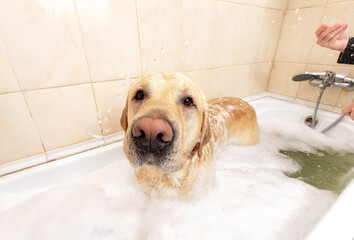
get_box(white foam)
[1,112,351,240]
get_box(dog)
[121,72,259,196]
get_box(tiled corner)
[75,0,141,82]
[267,62,306,97]
[0,40,18,94]
[275,6,324,63]
[93,79,132,136]
[0,0,90,90]
[0,93,44,164]
[138,0,183,74]
[24,84,101,151]
[250,62,273,95]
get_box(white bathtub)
[0,96,353,240]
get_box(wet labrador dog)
[121,72,259,196]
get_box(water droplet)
[160,47,166,54]
[297,16,303,21]
[295,8,299,13]
[271,19,275,24]
[98,120,102,124]
[184,39,189,47]
[107,108,111,113]
[104,117,108,122]
[154,58,160,64]
[97,112,102,119]
[125,75,130,81]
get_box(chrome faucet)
[292,70,354,132]
[292,70,354,90]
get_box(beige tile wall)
[0,0,286,165]
[268,0,354,108]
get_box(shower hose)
[321,97,354,134]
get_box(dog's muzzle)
[130,117,177,168]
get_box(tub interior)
[0,97,353,240]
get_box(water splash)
[184,39,189,47]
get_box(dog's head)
[121,72,211,173]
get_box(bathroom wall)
[0,0,286,166]
[268,0,354,110]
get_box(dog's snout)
[132,117,174,153]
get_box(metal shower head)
[292,72,326,82]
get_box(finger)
[315,24,328,37]
[341,106,350,115]
[329,28,347,43]
[341,103,354,115]
[317,23,341,40]
[350,110,354,120]
[327,26,347,42]
[317,24,341,42]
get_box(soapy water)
[0,115,353,240]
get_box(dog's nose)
[132,117,174,153]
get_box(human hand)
[315,23,349,52]
[341,102,354,120]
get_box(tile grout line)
[215,0,285,11]
[72,0,106,144]
[265,0,289,93]
[134,0,144,77]
[287,0,353,10]
[1,61,287,96]
[0,34,49,161]
[0,77,141,95]
[295,1,327,101]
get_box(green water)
[280,150,354,194]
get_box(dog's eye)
[134,90,144,101]
[183,97,194,107]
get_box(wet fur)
[121,73,259,196]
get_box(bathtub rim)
[0,93,353,239]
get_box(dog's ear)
[120,101,128,132]
[198,109,211,157]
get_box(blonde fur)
[121,73,259,197]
